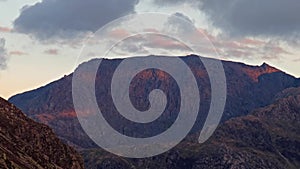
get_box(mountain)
[8,55,300,149]
[81,87,300,169]
[188,87,300,168]
[0,97,84,169]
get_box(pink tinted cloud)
[9,51,28,56]
[143,28,160,33]
[270,46,290,54]
[196,28,216,41]
[195,28,290,60]
[239,38,265,46]
[0,26,12,33]
[110,25,291,62]
[44,49,59,55]
[146,35,188,50]
[109,29,130,39]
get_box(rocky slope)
[81,87,300,169]
[8,55,300,149]
[190,88,300,168]
[0,97,84,169]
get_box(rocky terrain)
[81,87,300,169]
[9,55,300,148]
[8,55,300,168]
[0,97,84,169]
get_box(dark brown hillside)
[0,97,84,169]
[190,87,300,168]
[82,87,300,169]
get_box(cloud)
[0,38,8,70]
[0,26,12,33]
[14,0,139,40]
[152,0,300,42]
[104,11,289,61]
[201,0,300,40]
[144,35,188,51]
[214,38,290,61]
[110,33,191,57]
[165,12,196,34]
[152,0,199,6]
[238,38,265,46]
[44,49,59,55]
[108,29,130,39]
[293,58,300,62]
[9,51,28,56]
[185,26,291,61]
[161,5,296,62]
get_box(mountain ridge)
[8,55,299,149]
[7,55,300,168]
[8,55,288,99]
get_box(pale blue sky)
[0,0,299,99]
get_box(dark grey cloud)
[14,0,139,40]
[165,12,196,34]
[153,0,185,5]
[152,0,199,6]
[201,0,300,39]
[149,1,295,61]
[0,38,8,70]
[153,0,300,41]
[170,12,194,25]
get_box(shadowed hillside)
[82,87,300,169]
[0,97,84,169]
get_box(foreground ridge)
[0,97,84,169]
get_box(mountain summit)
[9,55,299,147]
[8,55,300,168]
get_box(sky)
[0,0,300,99]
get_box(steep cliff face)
[8,55,299,150]
[0,97,84,169]
[81,87,300,169]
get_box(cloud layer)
[153,0,300,41]
[202,0,300,39]
[152,0,199,6]
[0,38,7,70]
[14,0,138,40]
[0,26,12,33]
[44,49,59,55]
